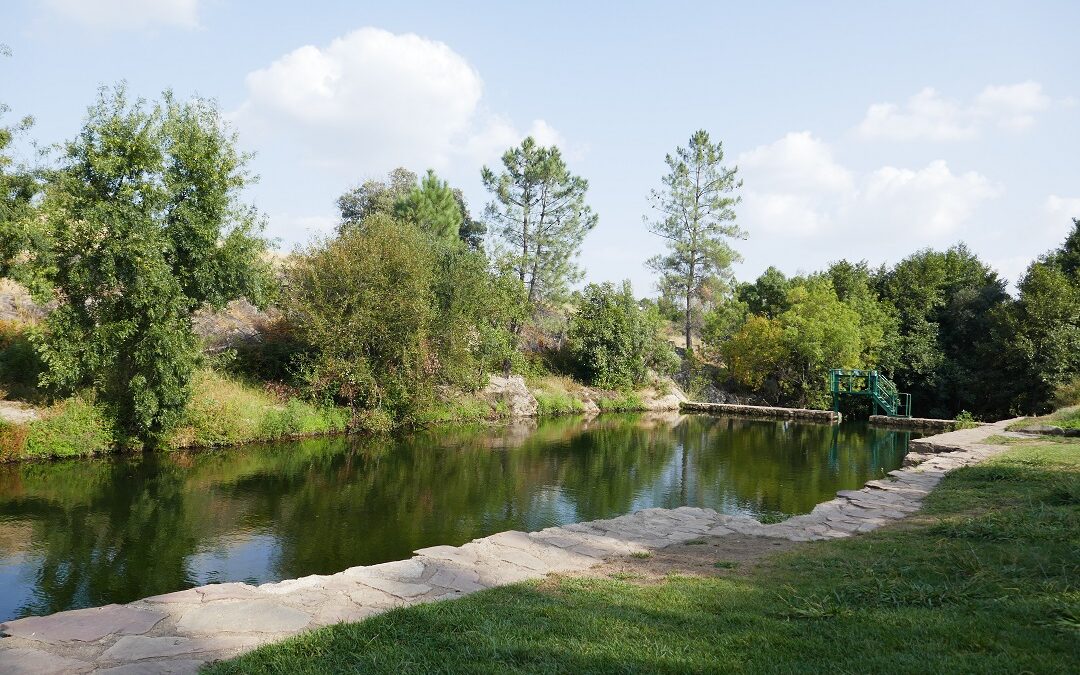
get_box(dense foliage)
[284,213,520,429]
[708,225,1080,418]
[566,282,677,389]
[34,87,271,443]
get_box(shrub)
[954,411,980,430]
[0,420,29,461]
[1052,376,1080,409]
[566,281,671,389]
[285,215,521,426]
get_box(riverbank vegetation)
[2,67,1079,460]
[209,437,1080,674]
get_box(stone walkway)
[0,419,1018,674]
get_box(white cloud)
[42,0,199,29]
[974,82,1051,130]
[737,134,999,241]
[861,161,999,236]
[1045,194,1080,224]
[737,132,852,236]
[857,81,1052,141]
[233,28,562,174]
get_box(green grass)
[208,438,1079,674]
[1008,405,1080,432]
[596,391,645,413]
[418,398,510,426]
[167,370,348,448]
[534,391,587,417]
[0,395,115,460]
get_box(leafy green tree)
[566,281,674,389]
[878,245,1008,417]
[1044,218,1080,280]
[336,167,416,233]
[286,213,436,424]
[285,213,521,425]
[723,278,876,408]
[35,87,271,442]
[1005,261,1080,413]
[737,266,790,319]
[481,137,597,308]
[395,169,463,242]
[0,48,49,296]
[646,130,744,351]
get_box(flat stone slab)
[99,635,263,662]
[0,646,92,674]
[0,417,1018,673]
[176,600,311,634]
[1,605,166,643]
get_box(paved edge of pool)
[0,418,1020,675]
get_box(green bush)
[954,410,980,430]
[1052,376,1080,409]
[566,281,673,389]
[24,396,114,459]
[284,214,521,427]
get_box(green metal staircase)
[830,369,912,418]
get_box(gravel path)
[0,418,1018,674]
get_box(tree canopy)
[34,86,271,442]
[482,137,597,308]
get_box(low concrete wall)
[681,401,840,423]
[868,415,961,432]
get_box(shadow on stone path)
[0,419,1018,674]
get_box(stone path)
[0,418,1018,674]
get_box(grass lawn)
[208,439,1079,674]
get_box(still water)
[0,413,916,621]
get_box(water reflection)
[0,414,913,621]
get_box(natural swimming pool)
[0,413,917,622]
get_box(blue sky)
[5,1,1078,294]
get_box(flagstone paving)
[0,418,1018,674]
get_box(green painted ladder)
[830,369,912,417]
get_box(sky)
[4,0,1078,295]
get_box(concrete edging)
[680,401,840,423]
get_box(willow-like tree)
[481,137,597,308]
[36,86,271,443]
[646,130,744,351]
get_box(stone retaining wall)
[681,401,840,423]
[868,415,962,431]
[0,418,1018,674]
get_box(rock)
[95,659,206,674]
[0,605,166,643]
[176,600,311,634]
[0,646,92,674]
[99,635,262,662]
[481,375,538,417]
